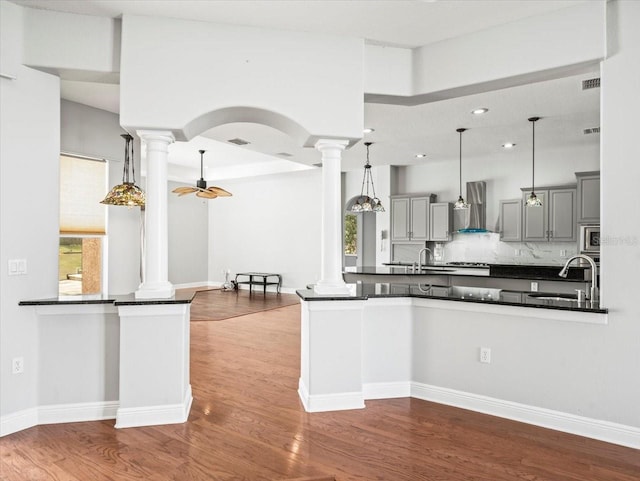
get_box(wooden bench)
[234,272,282,294]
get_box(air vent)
[227,138,250,145]
[276,152,293,157]
[582,77,600,90]
[312,163,322,167]
[583,127,601,135]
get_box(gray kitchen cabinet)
[521,186,576,242]
[576,171,600,223]
[390,194,436,242]
[499,291,522,303]
[499,199,522,241]
[391,197,411,241]
[549,188,577,241]
[429,202,453,241]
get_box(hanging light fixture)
[453,128,469,210]
[526,116,543,207]
[351,142,384,213]
[101,133,145,208]
[172,150,232,199]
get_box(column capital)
[136,130,175,145]
[314,138,350,152]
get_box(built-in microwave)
[579,224,600,254]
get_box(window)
[344,214,357,255]
[58,154,107,295]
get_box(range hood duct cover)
[456,181,487,232]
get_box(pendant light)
[526,117,543,207]
[101,133,145,208]
[351,142,384,213]
[453,128,469,210]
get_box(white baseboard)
[38,400,119,425]
[0,407,38,437]
[411,382,640,449]
[115,385,193,429]
[363,381,411,400]
[298,378,364,413]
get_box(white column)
[314,139,351,295]
[135,130,175,299]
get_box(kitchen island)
[295,279,620,447]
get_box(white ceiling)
[13,0,599,180]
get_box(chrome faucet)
[559,254,598,302]
[417,247,433,272]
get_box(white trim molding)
[115,385,193,429]
[363,382,411,400]
[38,401,119,425]
[411,382,640,449]
[0,408,38,437]
[298,379,364,413]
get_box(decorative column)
[314,139,351,295]
[135,130,175,299]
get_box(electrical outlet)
[531,281,539,292]
[12,357,24,374]
[560,249,567,257]
[480,347,491,364]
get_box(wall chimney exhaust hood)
[454,181,489,233]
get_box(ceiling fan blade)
[177,191,196,197]
[207,186,232,197]
[173,186,197,194]
[196,190,218,199]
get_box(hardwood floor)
[190,288,300,321]
[1,293,638,480]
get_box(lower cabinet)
[499,291,522,303]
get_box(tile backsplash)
[392,232,577,266]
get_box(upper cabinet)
[499,199,522,242]
[390,194,436,242]
[576,171,600,223]
[429,202,453,242]
[521,186,577,242]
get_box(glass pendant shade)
[101,133,146,208]
[526,192,543,206]
[527,117,542,207]
[453,128,469,210]
[351,142,385,213]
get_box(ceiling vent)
[582,77,600,90]
[583,127,601,135]
[276,152,293,157]
[227,138,250,145]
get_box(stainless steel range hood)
[454,181,488,232]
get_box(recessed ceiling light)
[471,108,489,115]
[415,153,427,158]
[502,142,516,149]
[363,127,375,134]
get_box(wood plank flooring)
[190,288,300,321]
[1,292,638,480]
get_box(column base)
[135,282,175,299]
[313,280,352,295]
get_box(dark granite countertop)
[347,262,589,281]
[19,291,195,306]
[297,283,606,314]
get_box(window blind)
[59,154,106,235]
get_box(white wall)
[208,169,321,290]
[168,180,208,286]
[119,15,364,143]
[0,1,60,420]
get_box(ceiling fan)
[172,150,232,199]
